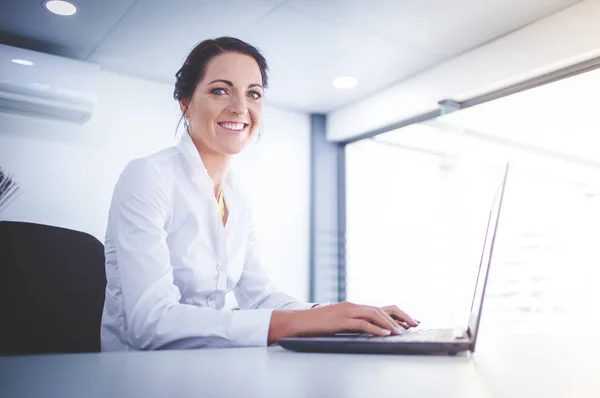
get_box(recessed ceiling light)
[43,0,77,16]
[11,59,34,66]
[333,76,358,89]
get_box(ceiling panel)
[286,0,582,58]
[0,0,135,59]
[87,0,279,85]
[239,4,439,112]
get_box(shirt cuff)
[286,302,319,310]
[229,309,274,347]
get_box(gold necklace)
[217,190,225,219]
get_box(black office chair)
[0,221,107,355]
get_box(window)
[344,69,600,334]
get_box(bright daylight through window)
[345,68,600,334]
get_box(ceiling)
[0,0,582,113]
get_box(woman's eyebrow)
[209,79,263,89]
[209,79,233,86]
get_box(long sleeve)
[233,209,316,311]
[108,159,274,350]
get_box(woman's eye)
[248,91,262,100]
[211,88,227,95]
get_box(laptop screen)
[467,164,509,342]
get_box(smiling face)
[180,51,264,155]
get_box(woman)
[101,37,417,351]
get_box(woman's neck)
[199,150,232,196]
[190,135,232,197]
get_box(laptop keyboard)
[345,329,446,342]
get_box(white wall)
[0,63,311,302]
[328,0,600,142]
[234,108,311,302]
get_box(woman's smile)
[217,121,249,134]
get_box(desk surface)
[1,333,598,398]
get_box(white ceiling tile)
[286,0,581,58]
[239,5,438,112]
[88,0,279,84]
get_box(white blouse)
[101,132,314,351]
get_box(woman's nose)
[228,94,248,115]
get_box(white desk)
[0,333,598,398]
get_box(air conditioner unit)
[0,44,98,124]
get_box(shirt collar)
[176,131,238,192]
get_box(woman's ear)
[179,99,190,116]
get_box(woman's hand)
[380,305,420,330]
[268,302,418,345]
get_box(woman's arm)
[232,206,418,345]
[109,159,275,349]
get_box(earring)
[255,122,264,142]
[184,117,190,132]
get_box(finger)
[374,306,403,332]
[345,319,392,337]
[382,306,418,327]
[353,307,402,334]
[368,306,402,333]
[395,320,410,330]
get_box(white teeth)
[219,122,245,131]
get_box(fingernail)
[395,327,404,334]
[382,329,391,336]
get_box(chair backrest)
[0,221,106,355]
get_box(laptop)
[279,164,509,355]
